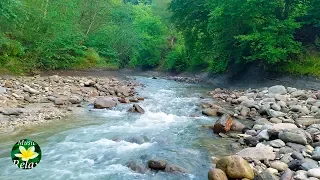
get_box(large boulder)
[216,155,254,180]
[279,129,312,145]
[94,97,118,109]
[148,160,167,170]
[236,145,276,161]
[208,168,228,180]
[269,85,287,95]
[213,114,233,134]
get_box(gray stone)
[268,109,286,117]
[270,139,286,148]
[311,106,320,113]
[236,146,276,160]
[308,168,320,178]
[288,159,302,171]
[68,96,82,104]
[255,170,279,180]
[287,87,297,93]
[296,117,320,127]
[270,117,282,123]
[94,97,118,109]
[281,168,294,180]
[279,147,294,154]
[0,86,6,94]
[270,160,288,171]
[291,151,304,160]
[281,153,293,164]
[258,129,270,141]
[294,170,308,180]
[290,105,303,112]
[287,143,307,151]
[148,160,167,170]
[126,161,148,174]
[164,164,187,173]
[312,147,320,161]
[269,85,287,95]
[279,129,312,145]
[2,108,23,116]
[271,103,282,111]
[301,158,319,170]
[292,90,305,97]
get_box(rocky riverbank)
[0,75,139,133]
[203,85,320,179]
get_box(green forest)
[0,0,319,75]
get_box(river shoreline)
[0,74,139,134]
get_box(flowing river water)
[0,76,236,180]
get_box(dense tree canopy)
[0,0,319,75]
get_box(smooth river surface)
[0,76,235,180]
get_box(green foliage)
[284,52,320,76]
[170,0,320,73]
[165,43,187,72]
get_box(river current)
[0,76,235,180]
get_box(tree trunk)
[86,12,97,36]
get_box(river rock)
[271,103,282,111]
[68,96,82,104]
[94,97,118,109]
[213,114,233,134]
[296,117,320,127]
[202,108,218,116]
[164,164,187,173]
[116,86,130,97]
[128,104,145,114]
[288,159,302,171]
[270,139,286,148]
[216,155,254,180]
[308,168,320,178]
[291,151,304,160]
[269,85,287,95]
[118,97,129,103]
[312,146,320,161]
[258,129,270,141]
[301,158,319,170]
[54,98,67,105]
[244,136,259,147]
[2,108,23,115]
[270,160,288,171]
[292,90,305,97]
[280,147,294,154]
[294,170,308,180]
[270,117,282,123]
[208,168,228,180]
[148,160,167,170]
[0,86,6,94]
[281,168,293,180]
[255,170,279,180]
[268,109,286,117]
[279,129,312,145]
[23,85,39,94]
[126,161,148,173]
[237,146,276,160]
[231,119,245,131]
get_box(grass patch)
[284,52,320,76]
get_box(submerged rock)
[128,104,145,114]
[126,161,148,174]
[148,160,167,170]
[164,164,187,173]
